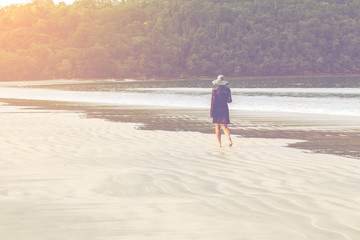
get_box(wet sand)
[2,97,360,160]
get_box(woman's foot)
[228,138,233,147]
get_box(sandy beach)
[1,103,360,240]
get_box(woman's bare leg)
[215,124,222,147]
[221,124,233,146]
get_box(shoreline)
[1,73,360,86]
[1,72,360,83]
[1,97,360,160]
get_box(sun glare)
[1,0,74,7]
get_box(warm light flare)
[1,0,74,7]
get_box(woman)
[210,75,233,147]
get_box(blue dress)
[210,85,232,124]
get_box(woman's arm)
[210,88,215,117]
[227,88,232,103]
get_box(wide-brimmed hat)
[212,75,229,85]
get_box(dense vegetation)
[1,0,360,80]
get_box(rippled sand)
[0,105,359,240]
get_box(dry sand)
[0,105,360,240]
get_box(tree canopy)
[1,0,360,80]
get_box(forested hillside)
[1,0,360,80]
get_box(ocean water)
[1,76,360,117]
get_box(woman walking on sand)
[211,75,233,147]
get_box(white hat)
[212,75,229,85]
